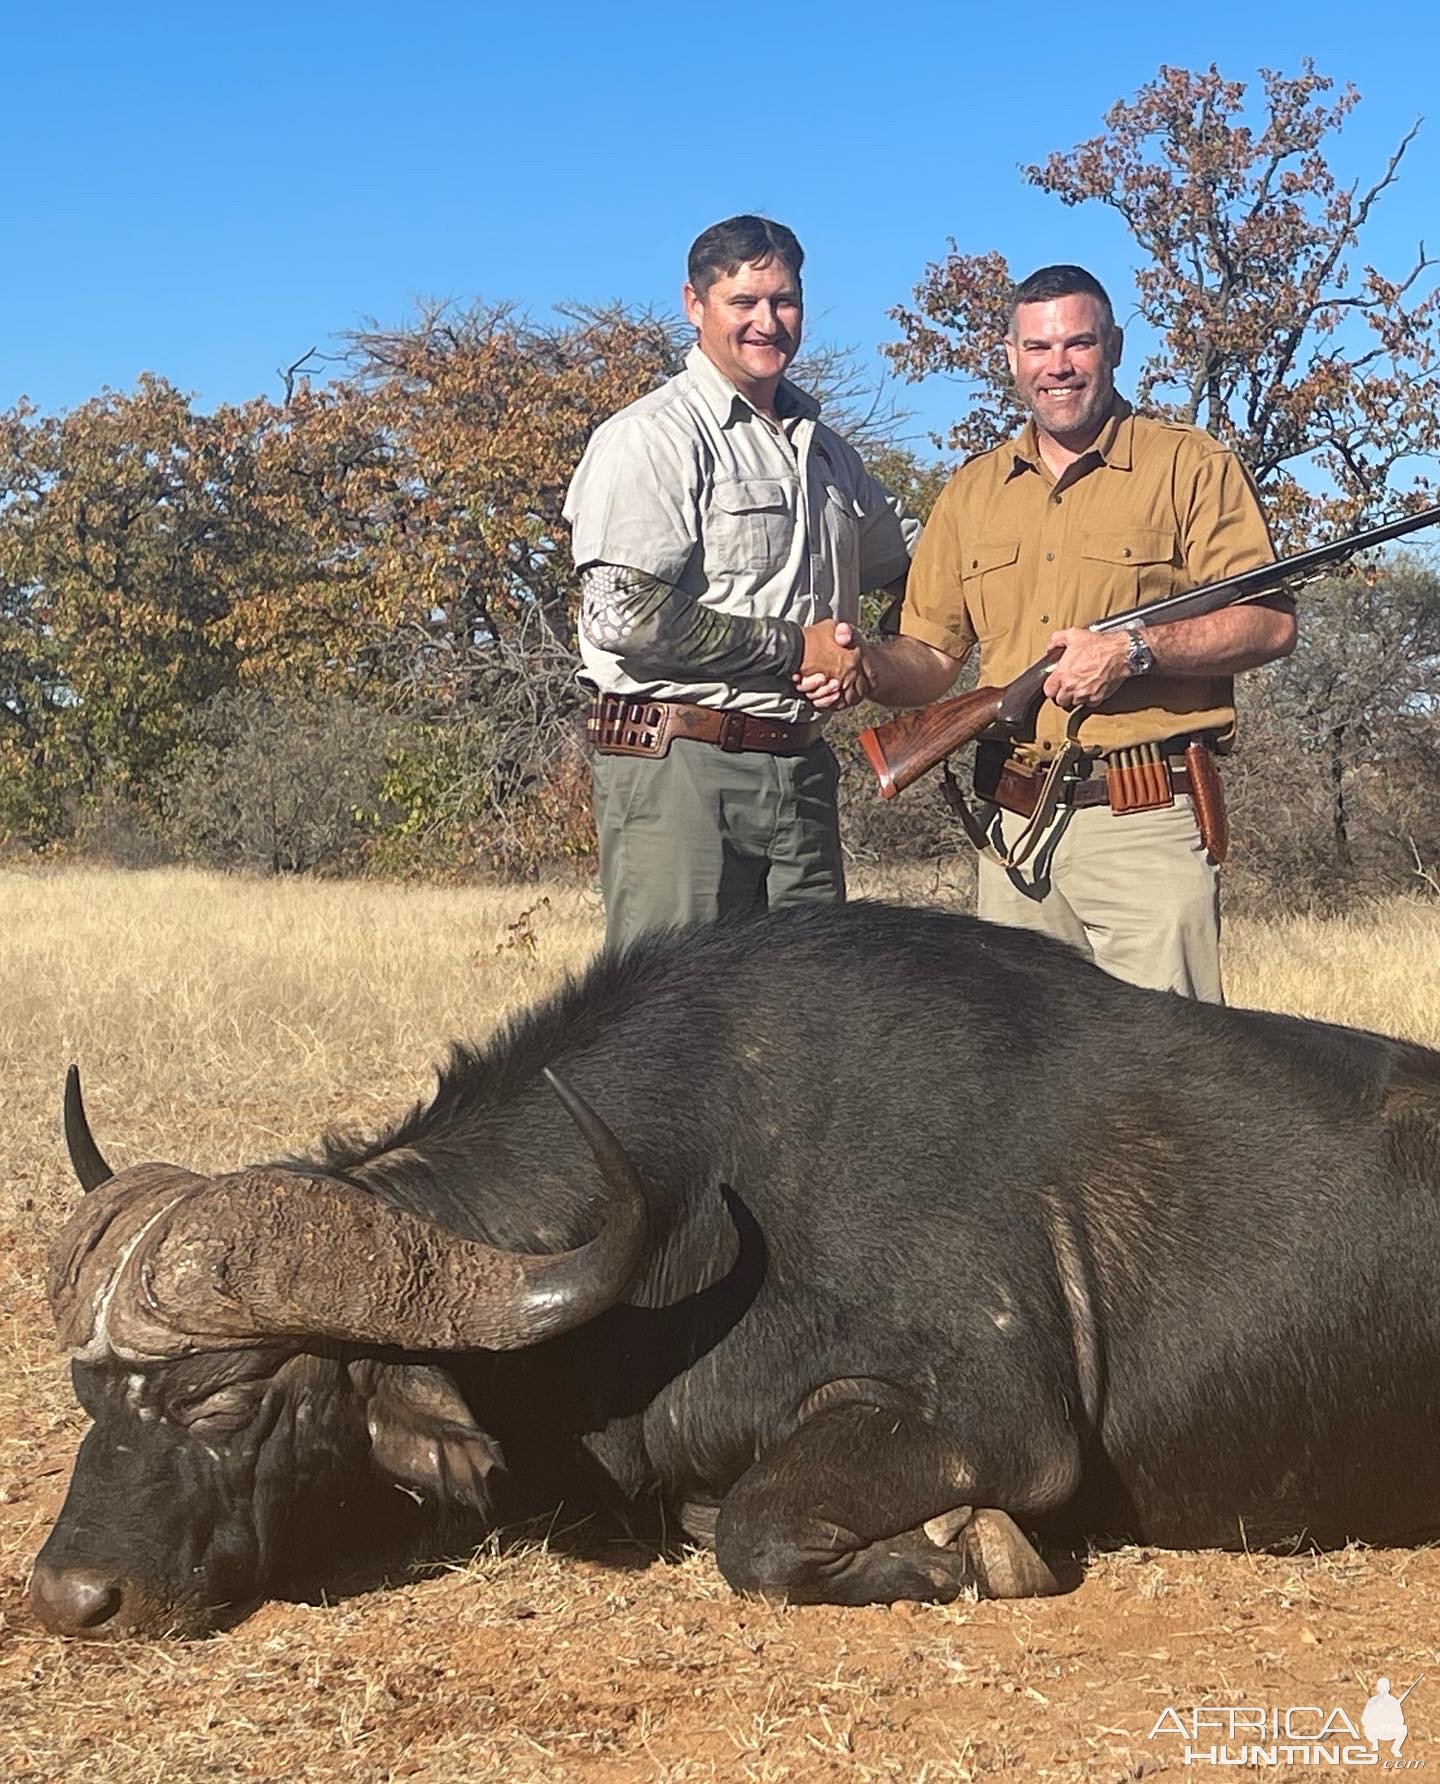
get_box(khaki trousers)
[592,739,845,951]
[977,797,1223,1003]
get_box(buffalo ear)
[361,1364,504,1511]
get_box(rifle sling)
[943,733,1228,869]
[940,742,1083,871]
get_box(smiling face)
[684,255,803,407]
[1005,292,1123,453]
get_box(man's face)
[1005,293,1123,446]
[684,257,803,396]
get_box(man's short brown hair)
[1008,264,1115,335]
[687,216,804,299]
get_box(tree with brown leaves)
[887,61,1439,543]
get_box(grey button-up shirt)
[564,346,920,721]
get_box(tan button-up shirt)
[565,346,920,721]
[901,400,1275,759]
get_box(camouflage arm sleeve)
[579,563,804,681]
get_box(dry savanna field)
[2,865,1440,1781]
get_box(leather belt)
[976,738,1199,820]
[588,694,825,760]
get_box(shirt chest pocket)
[1080,527,1180,613]
[705,477,796,577]
[960,538,1021,639]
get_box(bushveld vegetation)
[2,62,1437,908]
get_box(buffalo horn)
[63,1066,114,1192]
[542,1066,641,1203]
[130,1069,649,1355]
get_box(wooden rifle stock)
[859,500,1440,799]
[859,660,1053,798]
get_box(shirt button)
[1122,546,1132,558]
[1040,614,1049,624]
[971,558,979,569]
[1045,551,1054,562]
[1041,740,1053,751]
[1053,495,1063,505]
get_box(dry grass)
[0,866,606,1201]
[3,865,1439,1782]
[1223,898,1440,1041]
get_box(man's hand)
[795,619,871,710]
[1043,626,1131,710]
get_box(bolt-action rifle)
[859,504,1440,800]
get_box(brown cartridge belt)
[588,694,825,759]
[976,738,1201,820]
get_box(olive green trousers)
[592,740,845,951]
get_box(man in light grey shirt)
[564,214,920,948]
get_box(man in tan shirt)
[858,264,1297,1001]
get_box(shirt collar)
[685,344,820,428]
[1007,395,1135,480]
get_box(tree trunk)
[1329,725,1352,868]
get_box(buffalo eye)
[166,1381,266,1433]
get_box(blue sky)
[7,0,1439,455]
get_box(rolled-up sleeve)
[898,479,976,661]
[564,414,701,583]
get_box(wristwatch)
[1123,623,1155,677]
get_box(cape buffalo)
[28,901,1440,1639]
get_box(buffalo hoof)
[923,1504,974,1549]
[679,1500,720,1549]
[960,1508,1060,1599]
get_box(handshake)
[792,618,874,711]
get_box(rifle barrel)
[1089,503,1440,637]
[857,501,1440,802]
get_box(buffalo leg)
[713,1400,1065,1606]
